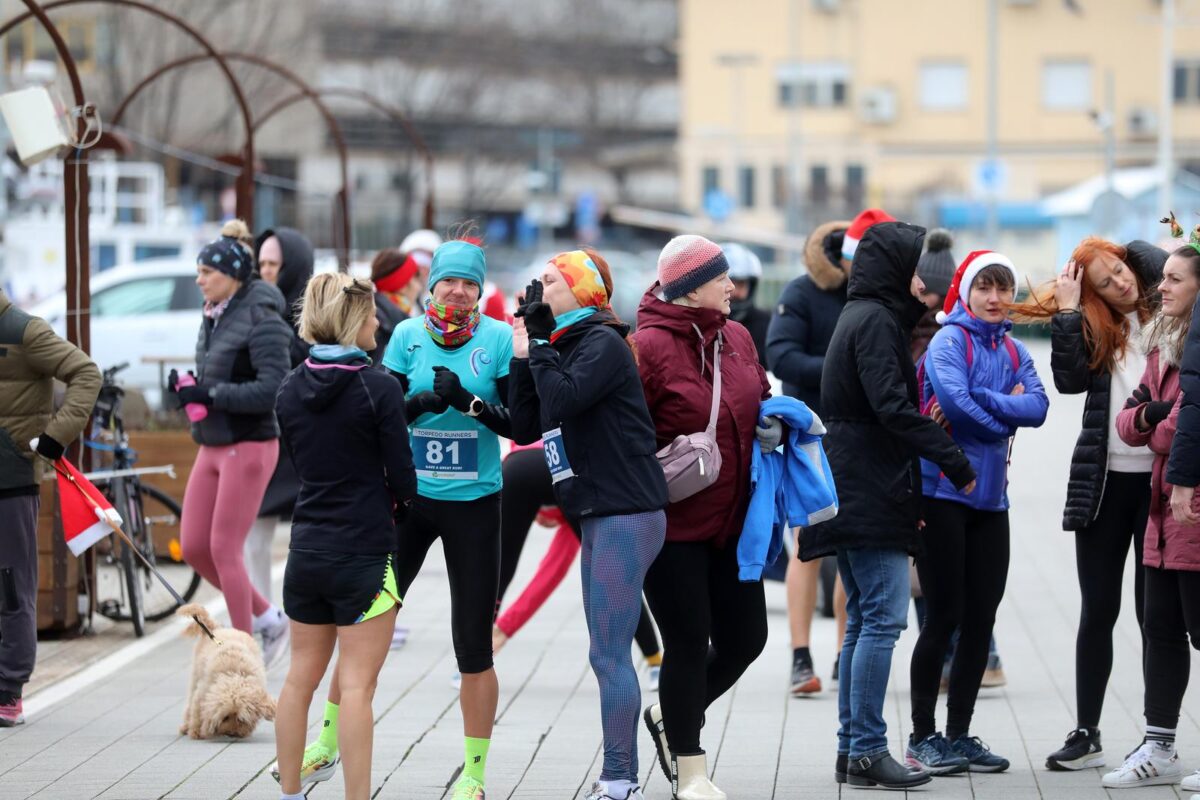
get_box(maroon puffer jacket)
[632,286,771,546]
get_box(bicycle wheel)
[113,479,145,637]
[138,483,201,622]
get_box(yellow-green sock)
[463,736,490,784]
[318,702,339,752]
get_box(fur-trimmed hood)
[803,219,852,291]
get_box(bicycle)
[86,362,200,636]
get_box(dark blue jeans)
[836,547,910,759]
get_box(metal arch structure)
[111,52,352,271]
[7,1,92,356]
[257,86,436,229]
[0,0,258,226]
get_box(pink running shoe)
[0,695,25,727]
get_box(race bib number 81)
[541,427,574,484]
[412,428,479,481]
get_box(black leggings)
[910,499,1010,740]
[644,539,768,754]
[498,448,661,658]
[1143,566,1200,729]
[1074,470,1150,729]
[395,492,501,674]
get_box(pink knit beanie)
[657,235,730,301]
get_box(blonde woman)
[273,274,417,800]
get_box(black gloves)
[1125,382,1152,408]
[35,434,64,461]
[1144,400,1173,427]
[407,391,449,419]
[175,383,213,407]
[393,499,411,526]
[514,279,555,341]
[432,366,474,412]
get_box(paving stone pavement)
[2,341,1199,799]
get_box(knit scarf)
[203,297,232,324]
[425,301,480,347]
[310,344,369,363]
[549,306,599,343]
[381,291,416,317]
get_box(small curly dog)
[177,603,276,739]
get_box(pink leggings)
[181,440,279,633]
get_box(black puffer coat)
[799,222,974,561]
[1054,240,1167,530]
[192,278,292,446]
[766,220,850,416]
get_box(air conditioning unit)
[1128,107,1158,138]
[860,87,897,125]
[812,0,841,11]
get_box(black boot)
[846,752,932,789]
[835,753,847,784]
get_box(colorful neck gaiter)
[550,306,600,343]
[382,291,415,317]
[425,301,480,347]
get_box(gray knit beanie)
[917,228,956,298]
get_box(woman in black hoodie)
[273,273,416,800]
[247,227,317,603]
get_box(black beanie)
[917,228,956,298]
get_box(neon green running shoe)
[269,741,339,785]
[451,774,486,799]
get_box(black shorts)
[283,549,398,627]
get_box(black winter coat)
[1166,295,1200,488]
[1053,239,1167,530]
[255,227,315,367]
[799,222,974,561]
[276,355,417,555]
[193,279,292,447]
[509,311,668,521]
[766,219,850,415]
[729,300,771,369]
[371,292,410,367]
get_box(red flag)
[55,458,122,556]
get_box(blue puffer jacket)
[920,303,1048,511]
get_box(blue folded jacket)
[737,396,839,581]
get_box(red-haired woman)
[1011,237,1167,770]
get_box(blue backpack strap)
[1002,334,1019,372]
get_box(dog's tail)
[177,603,217,638]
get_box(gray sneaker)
[906,732,970,775]
[260,613,290,668]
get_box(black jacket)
[799,222,974,561]
[193,279,292,446]
[509,311,668,520]
[276,355,417,555]
[729,300,771,369]
[1053,240,1167,530]
[371,292,409,367]
[256,227,315,367]
[1167,294,1200,488]
[766,219,851,415]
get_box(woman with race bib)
[509,250,668,800]
[290,238,512,800]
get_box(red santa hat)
[936,250,1019,325]
[841,208,897,261]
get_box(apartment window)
[771,165,788,209]
[1042,60,1092,111]
[846,164,865,207]
[701,165,720,203]
[777,62,850,109]
[1174,61,1200,104]
[810,165,830,205]
[919,62,968,110]
[738,166,756,209]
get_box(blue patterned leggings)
[580,510,666,782]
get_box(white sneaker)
[1182,769,1200,791]
[1100,741,1181,788]
[584,781,643,800]
[260,612,291,669]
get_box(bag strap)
[705,333,722,436]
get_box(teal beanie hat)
[428,240,486,291]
